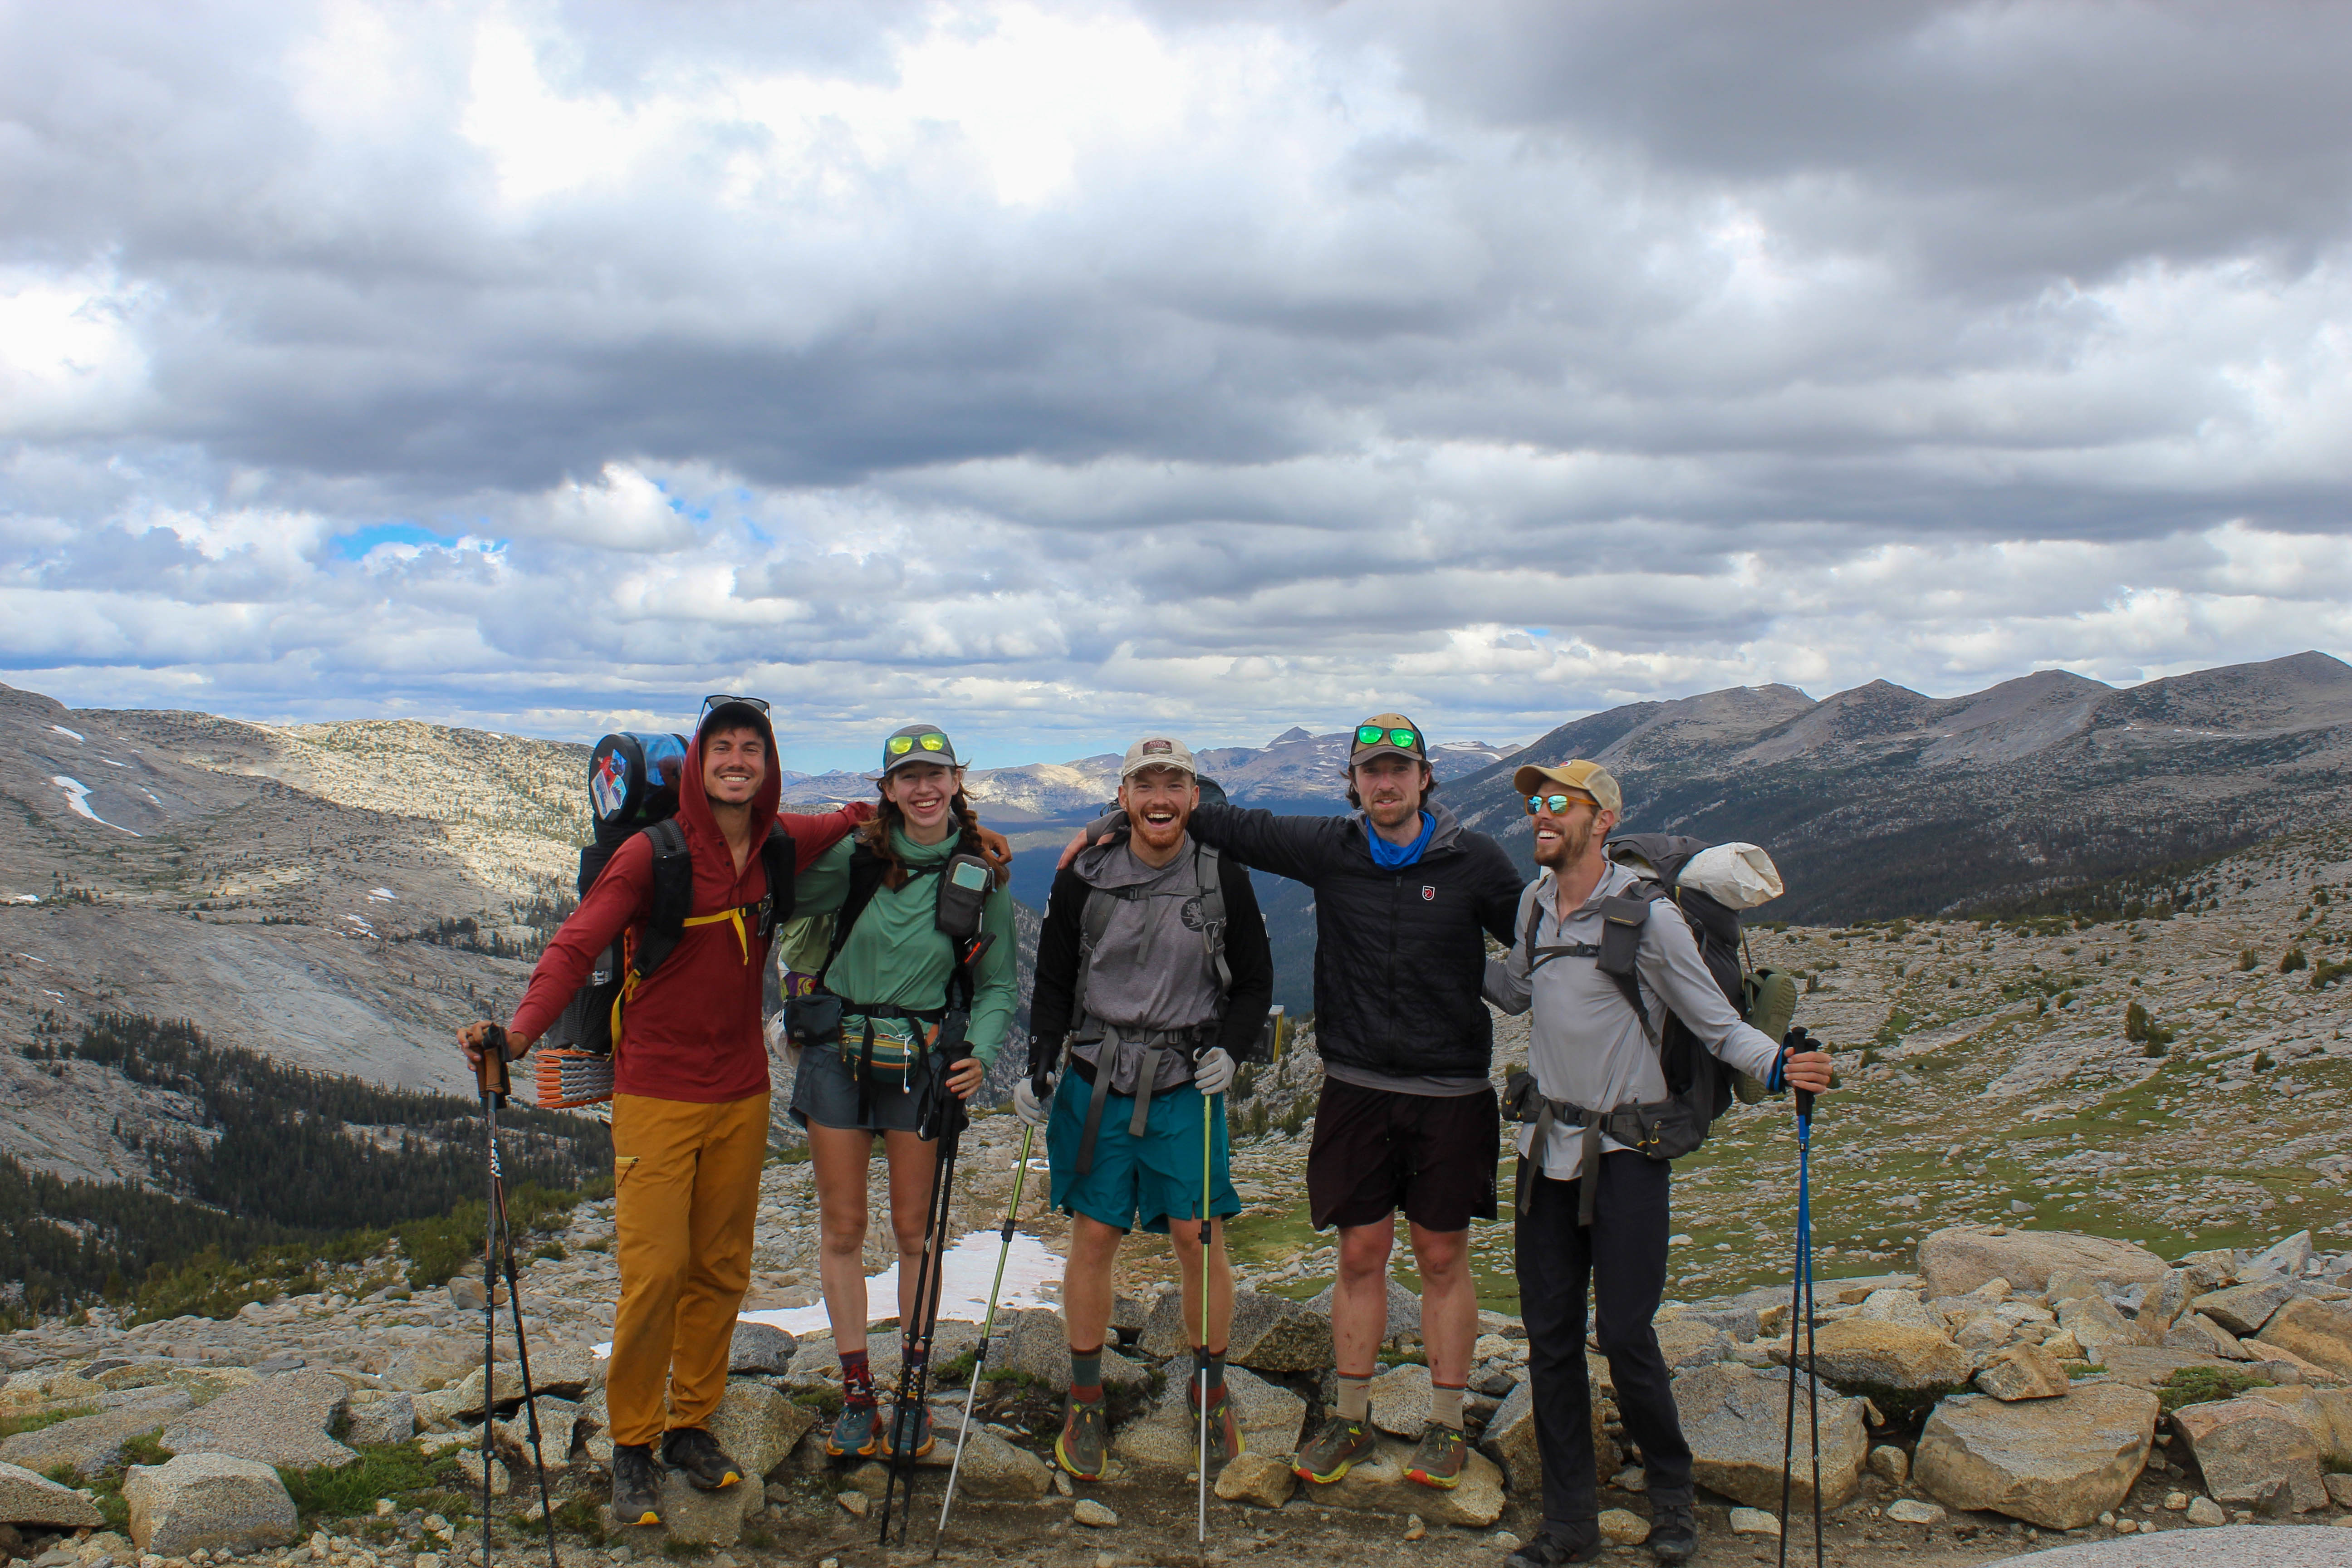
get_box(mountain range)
[5,650,2350,1180]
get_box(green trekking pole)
[1197,1087,1215,1548]
[932,1122,1035,1557]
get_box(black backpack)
[1504,832,1796,1203]
[541,732,795,1056]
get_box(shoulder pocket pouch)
[785,991,844,1047]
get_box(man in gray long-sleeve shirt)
[1484,760,1832,1568]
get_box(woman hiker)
[786,723,1019,1461]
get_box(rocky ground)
[5,1183,2352,1568]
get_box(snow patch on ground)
[53,775,138,834]
[589,1229,1063,1357]
[369,887,398,901]
[49,725,83,742]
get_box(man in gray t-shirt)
[1020,737,1274,1482]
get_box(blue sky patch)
[332,522,462,559]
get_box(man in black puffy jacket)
[1068,713,1523,1491]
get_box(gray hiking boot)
[610,1443,661,1527]
[661,1426,743,1491]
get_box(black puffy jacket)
[1184,801,1525,1080]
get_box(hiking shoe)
[1402,1422,1467,1489]
[1054,1395,1109,1480]
[1506,1527,1603,1567]
[1186,1380,1245,1464]
[1646,1503,1697,1564]
[1291,1414,1376,1485]
[661,1426,742,1491]
[885,1401,934,1460]
[825,1401,882,1459]
[610,1443,661,1527]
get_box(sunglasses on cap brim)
[699,693,770,722]
[1354,725,1422,751]
[887,732,952,757]
[1526,792,1599,816]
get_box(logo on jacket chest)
[1421,885,1436,901]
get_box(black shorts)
[1306,1076,1500,1233]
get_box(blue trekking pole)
[1777,1032,1823,1568]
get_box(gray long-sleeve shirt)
[1483,861,1782,1181]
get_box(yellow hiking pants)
[608,1091,769,1446]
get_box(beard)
[1533,812,1596,869]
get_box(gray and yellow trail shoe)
[885,1401,934,1460]
[661,1426,743,1490]
[824,1401,882,1460]
[610,1443,661,1526]
[1403,1422,1467,1489]
[1054,1395,1109,1480]
[1186,1380,1245,1464]
[1291,1414,1376,1485]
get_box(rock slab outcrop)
[122,1453,299,1556]
[1916,1228,2167,1299]
[1912,1384,2158,1529]
[1672,1363,1867,1511]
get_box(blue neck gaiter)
[1366,810,1436,868]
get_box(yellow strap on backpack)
[608,904,755,1052]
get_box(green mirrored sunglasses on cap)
[887,731,950,756]
[1355,724,1421,750]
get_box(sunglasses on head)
[699,693,770,722]
[887,731,951,756]
[1526,792,1597,816]
[1355,725,1421,751]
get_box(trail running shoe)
[1054,1395,1109,1480]
[1646,1503,1697,1564]
[609,1443,661,1527]
[1403,1422,1467,1489]
[1186,1380,1245,1464]
[824,1401,882,1460]
[1291,1414,1376,1485]
[885,1401,934,1460]
[1506,1527,1604,1567]
[661,1426,743,1490]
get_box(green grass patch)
[2157,1365,2276,1415]
[789,1386,845,1418]
[277,1443,461,1524]
[0,1405,95,1440]
[2069,1364,2108,1378]
[515,1495,608,1545]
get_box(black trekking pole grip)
[476,1024,512,1101]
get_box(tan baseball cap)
[1349,712,1427,764]
[1514,759,1622,817]
[1120,735,1197,779]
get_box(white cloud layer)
[3,0,2349,769]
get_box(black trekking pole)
[1777,1077,1823,1568]
[932,1121,1036,1557]
[475,1029,561,1568]
[880,1064,967,1547]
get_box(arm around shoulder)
[1028,865,1090,1049]
[1214,857,1275,1057]
[1186,800,1343,886]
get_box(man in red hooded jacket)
[462,698,869,1524]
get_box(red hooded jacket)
[511,711,867,1102]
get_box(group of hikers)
[457,698,1833,1568]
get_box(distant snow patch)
[53,776,138,835]
[103,757,123,766]
[11,895,37,904]
[49,725,83,742]
[368,887,398,901]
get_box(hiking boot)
[1506,1527,1603,1567]
[824,1401,882,1459]
[1291,1414,1376,1485]
[1402,1422,1467,1489]
[610,1443,661,1527]
[1055,1395,1109,1480]
[885,1401,934,1460]
[661,1426,743,1491]
[1646,1503,1697,1564]
[1186,1379,1245,1464]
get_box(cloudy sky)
[5,1,2350,770]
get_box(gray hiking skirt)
[787,1039,936,1135]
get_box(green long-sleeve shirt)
[795,830,1017,1065]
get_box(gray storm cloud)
[2,0,2348,767]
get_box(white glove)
[1013,1076,1053,1127]
[1191,1047,1236,1096]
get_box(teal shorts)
[1048,1069,1241,1235]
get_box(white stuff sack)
[1678,842,1784,910]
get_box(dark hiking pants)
[1516,1150,1692,1533]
